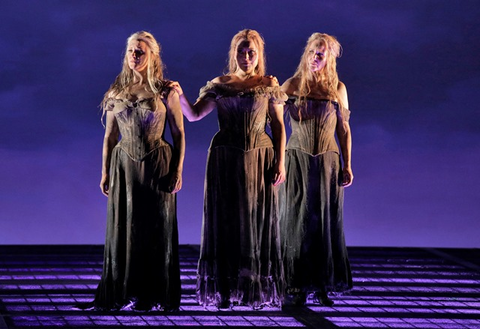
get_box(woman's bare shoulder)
[281,77,299,94]
[211,75,231,84]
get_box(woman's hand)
[342,167,354,187]
[265,75,279,87]
[168,171,183,194]
[272,161,286,186]
[100,173,109,197]
[168,81,184,96]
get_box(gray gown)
[196,82,286,308]
[280,97,352,295]
[94,86,181,310]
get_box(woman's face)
[307,42,327,73]
[127,40,149,73]
[235,40,259,75]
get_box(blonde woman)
[172,29,286,309]
[280,33,353,306]
[90,31,185,311]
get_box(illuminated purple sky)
[1,0,479,247]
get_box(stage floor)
[0,245,479,329]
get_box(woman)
[93,31,185,311]
[172,29,286,309]
[280,33,353,306]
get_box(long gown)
[196,81,285,308]
[280,97,352,296]
[93,88,181,311]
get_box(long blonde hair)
[101,31,165,110]
[294,33,342,106]
[227,29,266,76]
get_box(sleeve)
[196,81,217,103]
[104,98,116,112]
[159,79,172,99]
[339,103,351,122]
[267,85,288,104]
[333,101,350,125]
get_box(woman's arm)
[169,81,216,122]
[166,89,186,194]
[280,77,296,95]
[100,111,119,196]
[336,82,353,187]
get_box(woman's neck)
[132,70,147,85]
[234,70,258,81]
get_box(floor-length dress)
[94,90,181,310]
[280,97,352,296]
[196,82,285,308]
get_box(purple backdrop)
[1,0,479,247]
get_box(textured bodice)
[106,97,169,161]
[198,81,286,151]
[286,97,350,156]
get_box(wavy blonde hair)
[227,29,266,76]
[294,33,342,106]
[101,31,165,110]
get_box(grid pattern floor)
[0,245,479,328]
